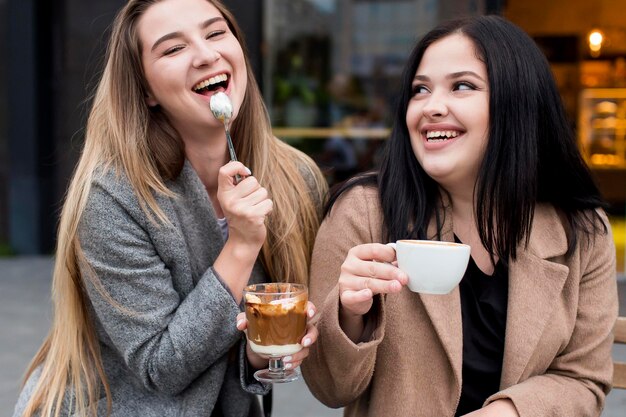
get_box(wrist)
[224,237,261,264]
[213,240,261,302]
[339,305,365,343]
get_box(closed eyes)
[206,30,226,39]
[161,30,228,56]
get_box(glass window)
[263,0,486,184]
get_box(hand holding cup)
[338,243,409,317]
[236,301,317,373]
[239,283,316,383]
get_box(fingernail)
[308,309,315,318]
[282,356,292,362]
[245,167,252,175]
[285,363,293,370]
[236,319,244,328]
[303,338,312,347]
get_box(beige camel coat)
[302,186,618,417]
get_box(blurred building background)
[0,0,624,274]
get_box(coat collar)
[418,202,570,389]
[501,204,570,387]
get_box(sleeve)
[486,215,619,416]
[78,182,245,396]
[238,336,271,395]
[301,186,387,408]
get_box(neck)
[441,180,477,243]
[444,183,498,272]
[442,182,475,225]
[183,130,229,215]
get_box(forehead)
[417,33,485,75]
[137,0,223,43]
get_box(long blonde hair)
[20,1,326,416]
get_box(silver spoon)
[210,92,241,182]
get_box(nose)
[422,93,448,119]
[192,41,220,68]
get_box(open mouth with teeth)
[192,73,229,96]
[425,130,461,142]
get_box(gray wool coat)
[14,161,271,417]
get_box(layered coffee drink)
[244,283,308,356]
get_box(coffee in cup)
[387,240,470,294]
[244,283,308,356]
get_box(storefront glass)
[263,0,625,274]
[504,0,626,275]
[263,0,485,184]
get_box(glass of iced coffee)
[243,283,308,383]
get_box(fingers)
[218,161,251,188]
[302,322,318,349]
[219,166,272,215]
[348,243,398,264]
[236,312,247,330]
[306,301,316,320]
[217,163,272,247]
[283,323,319,369]
[337,243,408,317]
[339,246,408,295]
[348,263,407,289]
[340,288,374,306]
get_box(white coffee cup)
[387,240,471,294]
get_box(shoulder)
[81,165,173,238]
[89,165,140,209]
[323,184,382,241]
[329,183,380,217]
[530,203,614,259]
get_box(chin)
[421,164,453,181]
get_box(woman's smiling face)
[406,33,490,192]
[138,0,247,135]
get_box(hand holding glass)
[243,283,308,383]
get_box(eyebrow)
[150,17,227,52]
[414,71,486,83]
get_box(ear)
[145,91,158,107]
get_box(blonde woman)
[13,0,327,416]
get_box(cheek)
[405,101,420,129]
[142,64,165,97]
[405,104,423,152]
[144,57,185,96]
[408,131,425,167]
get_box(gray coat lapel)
[168,161,225,285]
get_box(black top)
[454,241,509,416]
